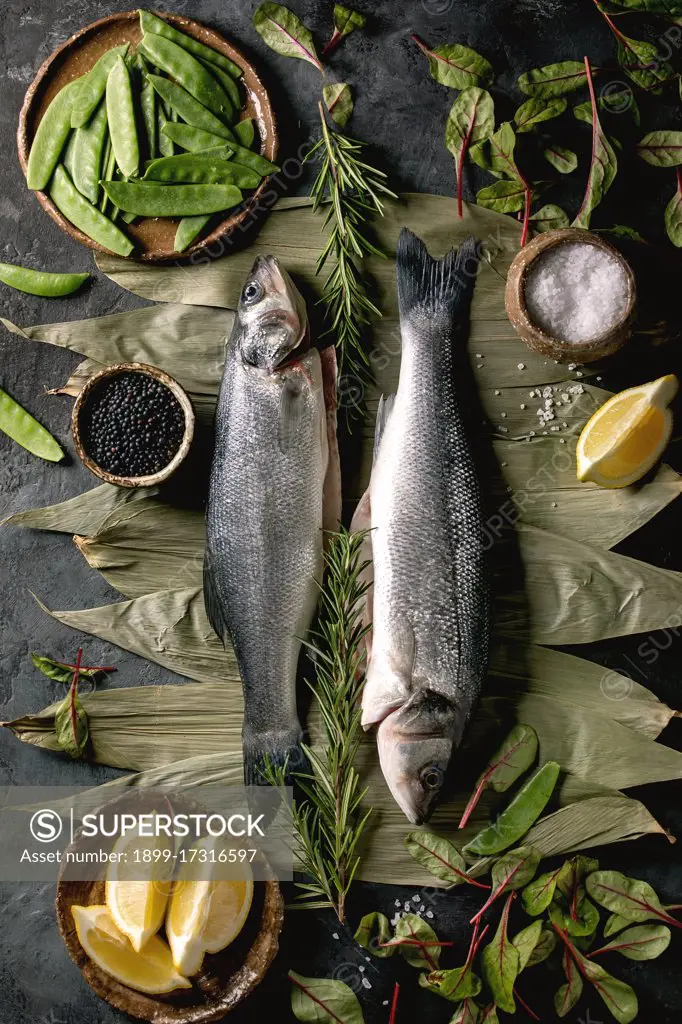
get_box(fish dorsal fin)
[373,393,395,465]
[277,375,305,453]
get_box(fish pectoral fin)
[203,548,230,645]
[277,377,305,453]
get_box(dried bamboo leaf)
[3,483,155,535]
[47,357,107,396]
[498,525,682,644]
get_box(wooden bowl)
[71,362,195,488]
[17,10,278,262]
[56,791,284,1023]
[505,228,636,364]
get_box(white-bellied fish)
[358,229,490,824]
[205,254,338,786]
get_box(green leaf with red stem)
[393,913,443,969]
[445,87,494,218]
[476,179,526,214]
[637,130,682,167]
[459,724,538,829]
[419,921,487,1002]
[54,649,89,758]
[323,83,353,127]
[522,867,561,914]
[354,912,395,957]
[472,846,542,923]
[512,919,543,970]
[32,652,115,684]
[549,895,601,938]
[515,96,567,132]
[388,983,399,1024]
[604,912,632,937]
[606,0,682,10]
[412,34,493,89]
[590,923,671,961]
[322,5,366,56]
[586,870,682,929]
[404,830,490,889]
[544,145,578,174]
[527,927,557,965]
[665,168,682,246]
[592,1,675,89]
[253,3,323,72]
[554,946,584,1017]
[450,998,480,1024]
[479,1005,499,1024]
[552,925,638,1024]
[572,57,618,228]
[518,60,593,97]
[481,893,520,1013]
[289,970,365,1024]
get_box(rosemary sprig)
[262,528,371,924]
[306,102,397,386]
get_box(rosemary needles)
[263,528,372,924]
[306,103,397,386]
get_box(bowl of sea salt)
[505,228,636,364]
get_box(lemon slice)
[72,905,191,995]
[576,374,678,488]
[105,825,174,952]
[166,838,254,976]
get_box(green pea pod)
[50,165,134,257]
[106,55,139,178]
[139,9,242,78]
[161,121,236,152]
[157,101,175,157]
[175,214,212,252]
[72,101,109,204]
[229,142,279,176]
[234,118,256,149]
[0,262,88,297]
[62,130,78,181]
[199,57,241,111]
[146,75,234,142]
[0,387,64,462]
[140,79,157,161]
[101,180,243,217]
[142,154,261,188]
[138,34,233,122]
[26,78,84,190]
[463,761,561,858]
[70,43,130,128]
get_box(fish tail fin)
[243,723,310,787]
[396,228,478,323]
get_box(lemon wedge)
[166,838,254,977]
[576,374,678,488]
[105,825,174,952]
[72,905,191,995]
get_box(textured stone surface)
[1,1,682,1021]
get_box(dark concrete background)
[1,1,682,1022]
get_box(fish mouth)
[252,254,310,372]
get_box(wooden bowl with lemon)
[55,792,284,1023]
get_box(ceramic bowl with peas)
[18,10,279,262]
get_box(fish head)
[377,690,464,825]
[236,255,309,372]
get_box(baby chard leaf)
[590,923,671,961]
[54,648,89,759]
[445,87,494,218]
[354,912,395,957]
[404,830,490,888]
[586,870,682,929]
[322,5,366,56]
[522,866,561,914]
[544,145,577,174]
[527,927,557,965]
[390,913,443,969]
[637,131,682,167]
[412,35,493,89]
[290,971,365,1024]
[553,928,638,1024]
[530,204,569,232]
[476,180,526,214]
[481,893,519,1014]
[518,60,590,97]
[450,999,480,1024]
[554,947,583,1017]
[512,919,543,971]
[463,761,560,857]
[604,912,632,937]
[253,3,323,72]
[459,723,537,828]
[418,965,482,1002]
[609,25,675,90]
[323,83,353,127]
[665,169,682,246]
[549,895,601,938]
[31,652,112,683]
[480,1005,499,1024]
[515,96,567,132]
[472,846,542,923]
[573,58,617,229]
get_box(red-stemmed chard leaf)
[322,5,366,56]
[253,3,323,72]
[459,724,538,829]
[589,923,671,961]
[552,925,638,1024]
[572,56,618,228]
[405,830,491,889]
[289,970,364,1024]
[445,87,494,218]
[592,0,675,90]
[481,893,520,1013]
[471,846,541,924]
[586,870,682,929]
[666,168,682,246]
[412,35,493,89]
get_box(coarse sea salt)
[524,242,629,343]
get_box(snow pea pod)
[0,262,89,297]
[175,215,212,252]
[142,154,261,188]
[146,75,234,141]
[26,78,84,190]
[101,180,243,216]
[161,121,235,152]
[138,34,233,122]
[62,130,78,181]
[106,55,139,178]
[140,77,157,160]
[199,58,241,111]
[234,118,255,149]
[229,143,279,176]
[70,43,130,128]
[139,9,242,78]
[50,165,134,256]
[462,761,561,858]
[0,387,64,462]
[157,101,175,157]
[72,101,108,204]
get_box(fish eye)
[242,280,263,305]
[420,766,444,791]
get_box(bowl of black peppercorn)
[72,363,195,488]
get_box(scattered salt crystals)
[359,966,365,973]
[495,389,501,396]
[560,438,566,444]
[518,363,526,370]
[520,403,526,410]
[426,910,434,919]
[500,412,507,418]
[332,932,339,940]
[419,905,425,913]
[362,978,372,990]
[568,363,577,371]
[395,899,401,907]
[383,1001,390,1007]
[501,461,508,467]
[499,426,509,433]
[552,502,558,508]
[529,430,536,436]
[365,957,371,962]
[404,902,411,911]
[412,894,420,902]
[475,353,483,359]
[596,376,603,382]
[524,242,629,343]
